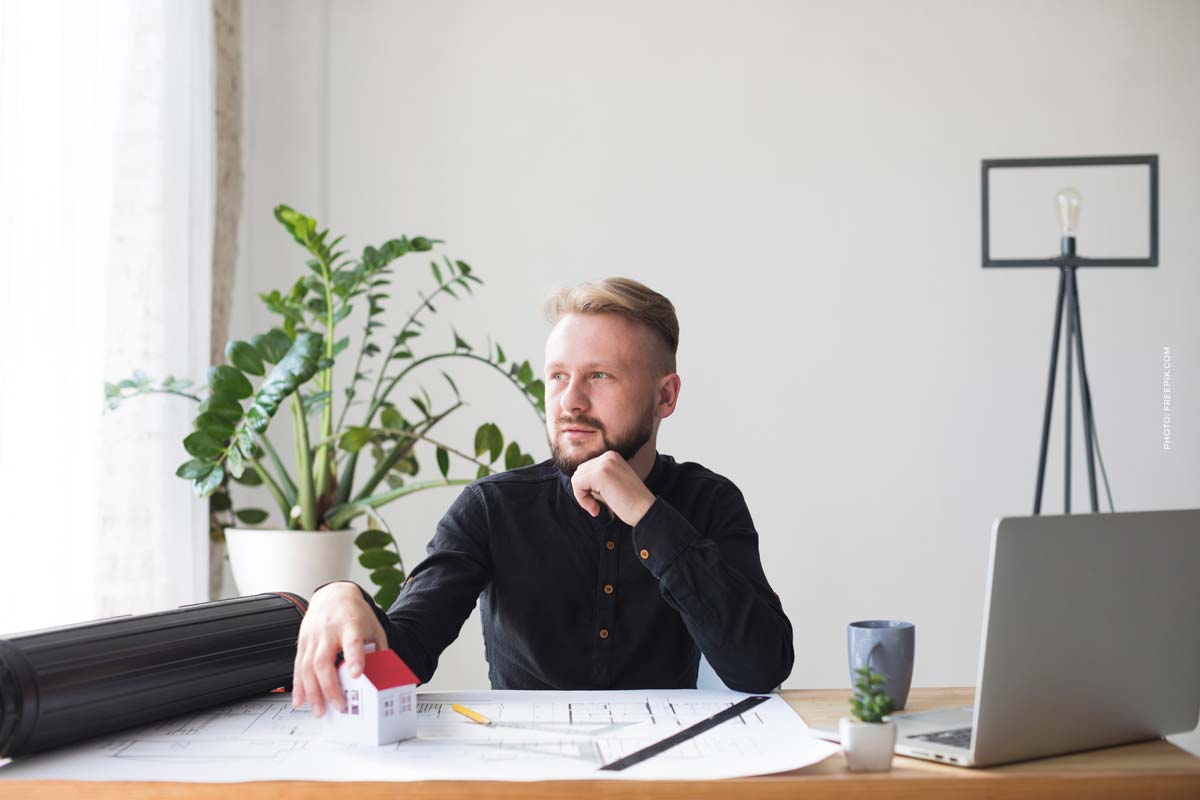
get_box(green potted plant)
[106,205,544,605]
[839,666,897,772]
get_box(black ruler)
[598,695,771,771]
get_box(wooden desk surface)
[3,688,1198,799]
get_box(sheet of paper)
[0,689,839,782]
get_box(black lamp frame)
[981,154,1158,268]
[980,154,1159,515]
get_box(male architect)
[292,278,793,716]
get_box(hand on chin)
[569,450,656,527]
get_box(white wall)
[236,0,1200,748]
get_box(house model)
[322,647,419,746]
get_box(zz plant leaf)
[207,365,253,399]
[244,331,324,432]
[250,328,293,364]
[226,340,265,376]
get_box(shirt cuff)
[353,583,405,654]
[631,496,699,578]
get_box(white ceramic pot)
[838,717,896,773]
[224,527,358,600]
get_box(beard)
[548,403,656,476]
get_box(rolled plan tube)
[0,592,306,759]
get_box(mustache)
[555,415,606,433]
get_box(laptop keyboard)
[908,727,973,749]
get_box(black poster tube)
[0,592,306,758]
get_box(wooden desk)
[4,688,1199,799]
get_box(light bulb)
[1056,187,1081,237]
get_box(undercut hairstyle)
[543,277,679,375]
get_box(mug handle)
[865,641,883,676]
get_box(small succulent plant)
[849,666,895,723]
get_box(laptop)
[814,509,1200,767]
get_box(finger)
[314,643,346,715]
[303,646,328,718]
[572,474,601,517]
[294,645,313,707]
[292,635,314,708]
[342,627,369,679]
[299,662,321,717]
[582,484,606,516]
[291,648,307,709]
[370,619,388,650]
[577,490,600,516]
[290,647,309,710]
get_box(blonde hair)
[544,277,679,374]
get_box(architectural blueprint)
[0,689,838,782]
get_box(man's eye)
[550,373,566,381]
[592,372,608,379]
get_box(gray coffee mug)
[847,620,915,710]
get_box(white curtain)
[0,0,213,633]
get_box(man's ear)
[655,373,681,419]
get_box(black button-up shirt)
[361,452,793,693]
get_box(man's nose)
[559,376,589,415]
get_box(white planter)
[838,717,896,773]
[225,527,359,600]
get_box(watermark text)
[1162,346,1172,450]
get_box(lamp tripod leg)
[1069,271,1100,512]
[1034,268,1067,515]
[1064,268,1075,513]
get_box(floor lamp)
[981,155,1159,514]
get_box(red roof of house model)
[362,649,419,689]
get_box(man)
[292,278,793,716]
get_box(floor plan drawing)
[0,689,838,782]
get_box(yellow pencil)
[451,703,493,726]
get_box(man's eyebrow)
[545,361,617,372]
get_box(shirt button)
[603,583,614,595]
[606,540,615,551]
[639,548,650,560]
[599,628,609,639]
